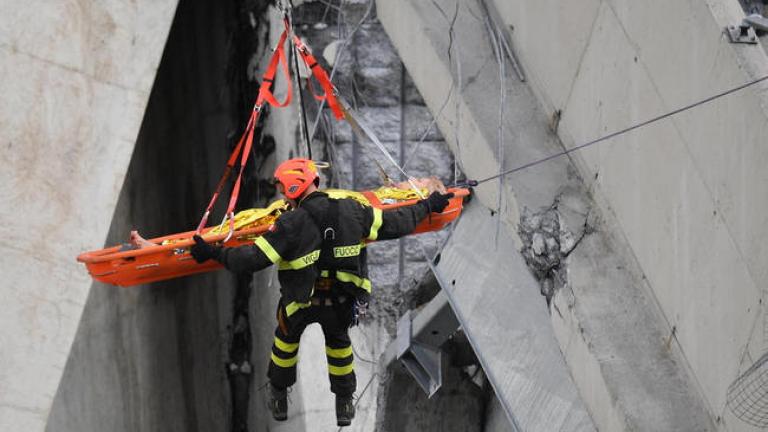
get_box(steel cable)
[474,74,768,185]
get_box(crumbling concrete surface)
[519,187,594,303]
[432,202,595,431]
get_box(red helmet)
[273,158,319,199]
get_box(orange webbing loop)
[256,29,293,108]
[292,35,344,119]
[306,77,325,102]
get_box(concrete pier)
[0,1,177,430]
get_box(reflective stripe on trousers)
[267,301,357,396]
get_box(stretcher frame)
[77,188,469,287]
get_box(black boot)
[269,384,287,421]
[335,394,355,427]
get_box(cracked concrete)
[519,190,593,304]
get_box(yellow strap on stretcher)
[324,189,370,205]
[209,199,289,234]
[372,186,427,202]
[325,187,428,204]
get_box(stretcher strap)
[292,35,344,119]
[223,109,259,235]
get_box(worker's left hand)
[422,191,455,213]
[191,235,222,263]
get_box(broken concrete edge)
[551,116,726,431]
[437,202,598,431]
[381,191,595,398]
[547,198,718,431]
[518,188,595,305]
[378,199,600,430]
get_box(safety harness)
[307,199,340,271]
[301,197,347,298]
[302,196,372,326]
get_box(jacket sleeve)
[365,201,430,241]
[218,242,275,273]
[218,211,303,272]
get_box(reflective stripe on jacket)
[219,191,430,311]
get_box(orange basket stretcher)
[77,188,470,287]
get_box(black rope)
[287,0,313,160]
[474,74,768,185]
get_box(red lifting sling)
[196,21,295,236]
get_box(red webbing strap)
[195,116,249,233]
[195,28,292,234]
[292,35,344,119]
[222,108,260,236]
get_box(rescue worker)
[190,158,453,426]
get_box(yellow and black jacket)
[218,191,430,317]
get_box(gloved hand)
[191,235,222,264]
[422,191,455,213]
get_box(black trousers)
[267,297,356,396]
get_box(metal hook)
[224,213,235,243]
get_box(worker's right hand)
[422,191,454,213]
[191,235,222,263]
